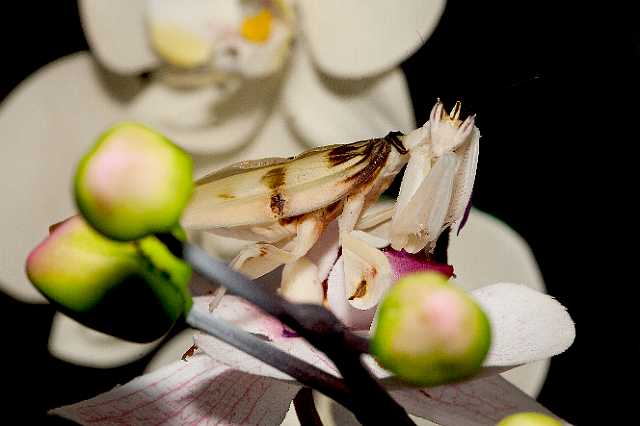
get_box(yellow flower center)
[240,9,273,43]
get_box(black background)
[0,1,632,424]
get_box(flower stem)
[186,307,351,405]
[293,388,324,426]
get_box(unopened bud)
[26,216,192,342]
[370,272,490,386]
[497,412,562,426]
[74,123,193,241]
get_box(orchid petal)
[127,73,281,154]
[471,283,575,367]
[79,0,158,74]
[449,209,545,293]
[393,374,558,426]
[365,261,570,388]
[283,43,414,148]
[342,231,393,310]
[145,327,199,373]
[48,313,162,368]
[449,209,550,396]
[299,0,445,78]
[391,153,459,253]
[193,296,339,380]
[189,106,303,178]
[0,53,135,303]
[52,354,299,425]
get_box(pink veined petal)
[51,355,300,425]
[392,374,563,426]
[193,296,339,380]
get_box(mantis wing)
[182,138,396,230]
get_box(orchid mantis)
[181,99,479,310]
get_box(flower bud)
[497,412,562,426]
[370,272,490,386]
[26,216,192,342]
[75,123,193,241]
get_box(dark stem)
[433,227,450,265]
[186,308,352,407]
[293,388,324,426]
[183,242,415,426]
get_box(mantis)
[181,99,479,312]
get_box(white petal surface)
[191,106,304,178]
[52,354,300,425]
[283,44,414,148]
[393,374,558,426]
[145,327,199,373]
[79,0,158,74]
[449,209,549,396]
[472,283,575,367]
[128,73,281,154]
[194,295,339,381]
[299,0,446,78]
[0,53,136,302]
[49,313,163,368]
[449,210,546,294]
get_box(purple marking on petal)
[457,198,473,235]
[381,247,454,281]
[282,326,299,338]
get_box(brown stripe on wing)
[343,138,392,189]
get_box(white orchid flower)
[76,0,444,155]
[51,249,574,426]
[0,0,444,366]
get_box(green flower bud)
[497,412,562,426]
[75,123,193,241]
[370,272,491,387]
[26,216,192,342]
